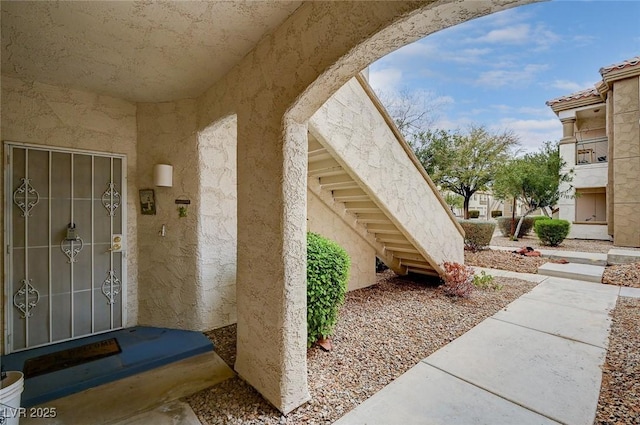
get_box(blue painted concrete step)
[1,326,214,407]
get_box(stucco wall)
[309,78,464,270]
[197,116,238,329]
[0,75,139,351]
[307,189,376,291]
[611,76,640,247]
[136,100,205,330]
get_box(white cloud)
[491,118,562,153]
[393,41,437,58]
[491,104,512,113]
[550,80,590,92]
[481,7,532,28]
[517,106,556,117]
[446,47,493,64]
[467,21,559,52]
[368,67,403,93]
[572,34,596,46]
[460,108,489,116]
[475,24,531,44]
[476,64,549,87]
[431,116,474,132]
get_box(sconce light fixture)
[153,164,173,187]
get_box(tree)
[377,88,449,141]
[493,141,573,239]
[443,192,464,214]
[413,125,519,219]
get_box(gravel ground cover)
[489,234,640,253]
[602,262,640,288]
[188,271,537,424]
[595,297,640,424]
[465,249,549,273]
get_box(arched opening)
[225,0,540,414]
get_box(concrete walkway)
[334,269,622,425]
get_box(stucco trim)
[354,73,465,238]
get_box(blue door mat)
[0,327,214,407]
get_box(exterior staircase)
[308,136,437,276]
[307,75,464,278]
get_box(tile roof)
[599,56,640,76]
[545,87,599,106]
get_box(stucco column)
[234,108,310,414]
[560,117,576,144]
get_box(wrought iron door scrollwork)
[102,182,121,216]
[61,237,84,263]
[13,278,40,319]
[13,177,40,217]
[102,270,122,305]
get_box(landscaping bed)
[602,262,640,288]
[464,249,549,274]
[490,234,640,254]
[595,297,640,424]
[188,270,537,424]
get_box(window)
[575,187,606,223]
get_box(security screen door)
[5,144,126,353]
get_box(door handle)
[109,234,123,252]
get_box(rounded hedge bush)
[458,220,495,251]
[497,216,537,238]
[534,219,571,246]
[468,210,480,219]
[307,232,350,346]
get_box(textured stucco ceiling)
[1,1,302,102]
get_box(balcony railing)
[576,138,608,165]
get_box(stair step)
[384,243,419,253]
[308,149,332,162]
[537,263,605,283]
[332,188,369,202]
[356,213,391,224]
[344,201,380,213]
[376,234,410,243]
[607,248,640,265]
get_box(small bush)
[468,210,480,219]
[458,220,495,251]
[497,216,537,238]
[472,271,503,291]
[532,215,551,225]
[534,219,570,246]
[491,210,503,218]
[307,232,351,346]
[441,262,474,298]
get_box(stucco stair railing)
[307,75,464,278]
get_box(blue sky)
[369,0,640,153]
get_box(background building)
[547,57,640,247]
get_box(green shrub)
[491,210,503,218]
[532,215,551,225]
[441,262,474,298]
[307,232,350,346]
[458,220,495,251]
[468,210,480,219]
[497,216,537,238]
[534,219,570,246]
[472,271,503,291]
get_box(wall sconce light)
[153,164,173,187]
